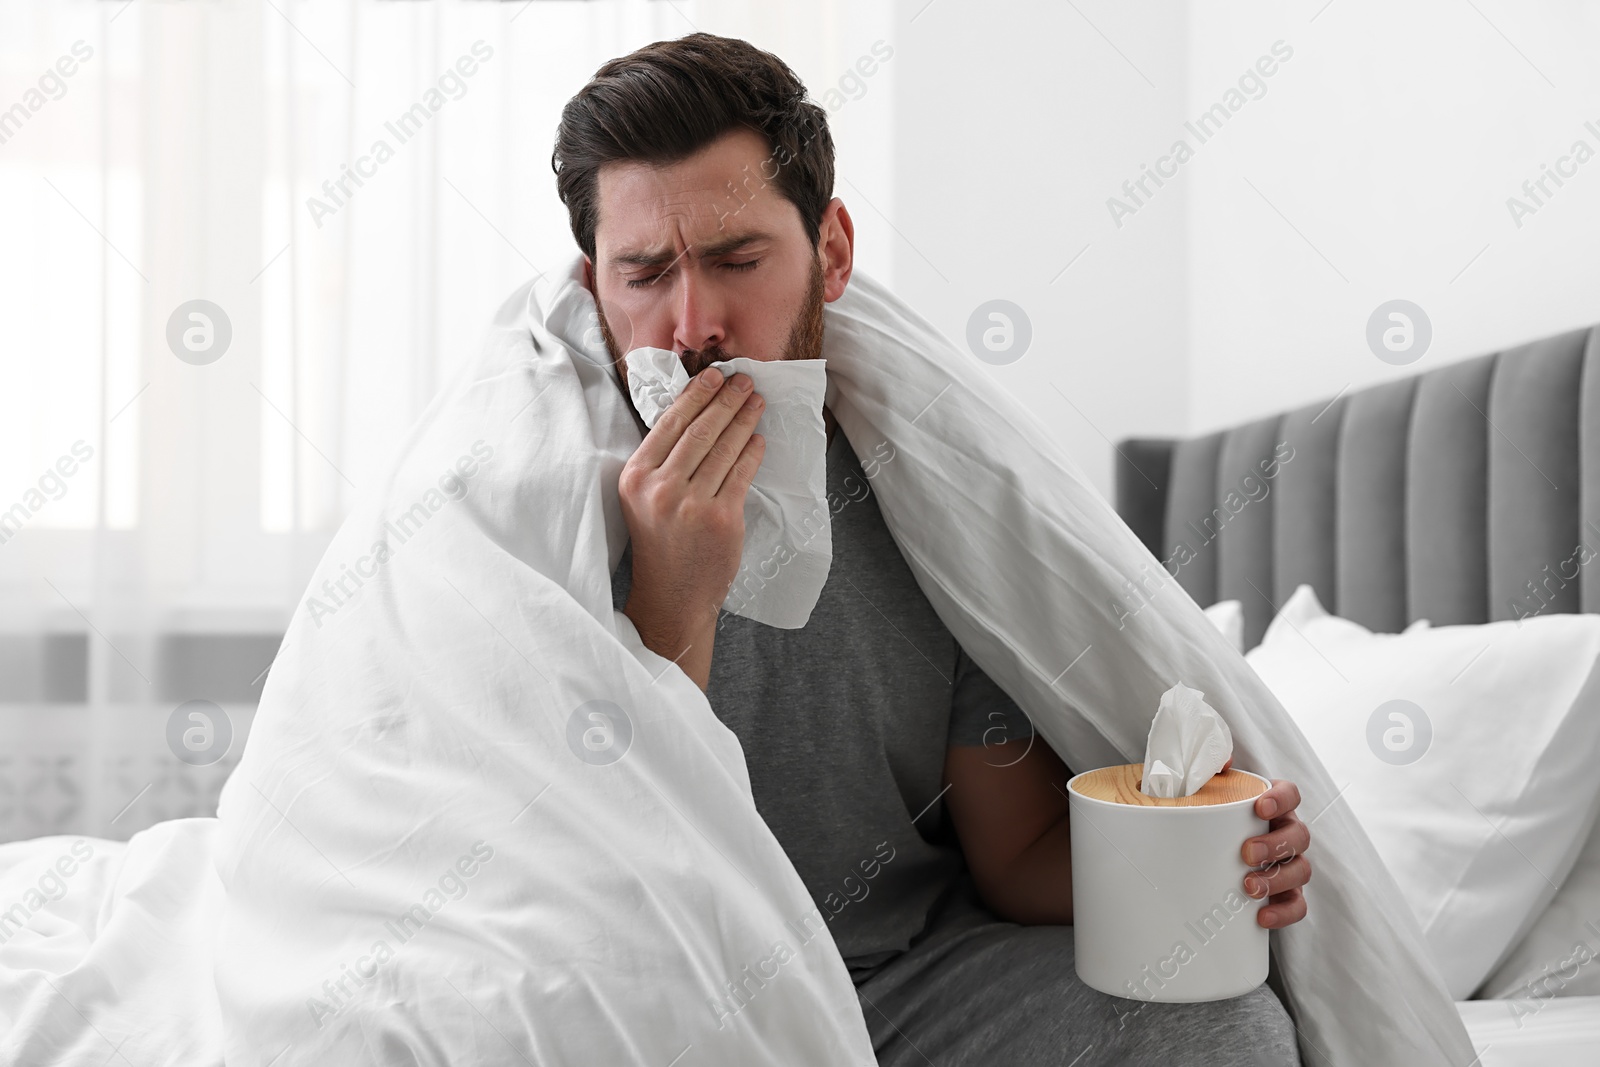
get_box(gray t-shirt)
[610,427,1035,976]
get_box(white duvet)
[0,258,1478,1066]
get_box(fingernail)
[1246,876,1264,897]
[1260,799,1278,818]
[1245,843,1267,864]
[731,374,752,391]
[703,367,723,385]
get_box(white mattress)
[1459,996,1600,1065]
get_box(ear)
[818,198,854,302]
[582,255,595,293]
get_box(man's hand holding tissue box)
[946,682,1311,931]
[1233,770,1312,930]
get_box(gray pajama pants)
[852,877,1303,1067]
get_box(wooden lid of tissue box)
[1070,762,1268,807]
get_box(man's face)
[585,127,851,397]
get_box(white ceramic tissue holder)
[1066,682,1270,1002]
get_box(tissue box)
[1066,762,1270,1002]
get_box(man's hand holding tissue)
[618,365,766,690]
[945,746,1311,931]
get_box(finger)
[715,432,765,501]
[1242,812,1310,867]
[631,367,728,470]
[1255,778,1301,820]
[660,373,757,482]
[1244,855,1311,900]
[1257,887,1307,929]
[690,390,764,494]
[1220,756,1234,774]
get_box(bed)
[1112,322,1600,1064]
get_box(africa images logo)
[565,699,633,766]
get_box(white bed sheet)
[13,815,1600,1066]
[1459,996,1600,1066]
[0,819,223,1067]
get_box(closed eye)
[625,258,761,289]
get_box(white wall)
[1185,0,1600,433]
[887,0,1190,498]
[887,0,1600,499]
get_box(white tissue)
[1140,682,1235,798]
[625,347,691,426]
[623,347,832,630]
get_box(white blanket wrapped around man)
[1,256,1478,1066]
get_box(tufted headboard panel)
[1113,325,1600,651]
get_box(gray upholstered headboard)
[1113,325,1600,651]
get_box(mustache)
[681,348,732,377]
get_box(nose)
[671,262,727,360]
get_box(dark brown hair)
[552,33,835,262]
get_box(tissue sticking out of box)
[1141,682,1235,798]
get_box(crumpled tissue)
[623,347,832,630]
[1140,681,1235,798]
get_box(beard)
[598,254,827,390]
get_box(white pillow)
[1204,599,1244,654]
[1476,809,1600,998]
[1244,584,1600,999]
[1203,597,1404,656]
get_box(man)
[553,33,1311,1066]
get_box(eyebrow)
[610,230,775,270]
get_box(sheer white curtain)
[0,0,893,843]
